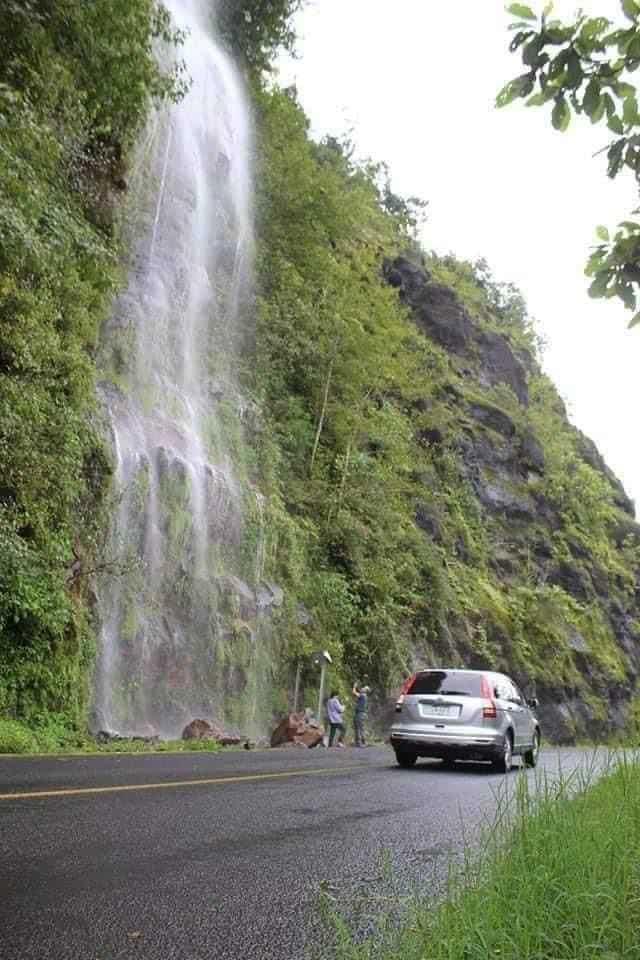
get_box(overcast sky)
[277,0,640,511]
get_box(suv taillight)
[395,695,405,712]
[401,674,416,695]
[482,700,497,719]
[480,674,497,719]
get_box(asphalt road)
[0,745,595,960]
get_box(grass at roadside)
[0,717,223,755]
[324,753,640,960]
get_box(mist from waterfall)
[94,0,273,738]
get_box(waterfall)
[93,0,272,739]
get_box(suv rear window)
[406,671,483,697]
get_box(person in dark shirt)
[352,684,370,747]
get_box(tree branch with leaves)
[498,0,640,327]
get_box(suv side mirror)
[527,697,539,709]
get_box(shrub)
[0,719,37,754]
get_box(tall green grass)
[323,754,640,960]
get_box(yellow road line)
[0,765,364,802]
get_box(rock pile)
[181,719,243,746]
[270,712,324,749]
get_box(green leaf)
[580,17,612,40]
[588,272,611,297]
[596,225,610,242]
[567,50,583,86]
[523,36,544,66]
[603,92,616,118]
[526,89,554,106]
[586,248,606,272]
[619,220,640,232]
[615,280,636,309]
[496,74,534,107]
[617,28,637,54]
[583,79,600,117]
[591,94,606,123]
[510,29,534,52]
[622,0,640,22]
[628,310,640,327]
[545,25,574,43]
[608,138,627,176]
[543,1,554,15]
[608,114,625,134]
[507,3,537,20]
[614,81,637,98]
[623,94,639,125]
[552,96,571,131]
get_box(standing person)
[352,684,370,747]
[326,690,346,747]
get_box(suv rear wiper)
[440,690,471,696]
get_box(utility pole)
[317,659,327,723]
[312,650,333,725]
[292,661,301,714]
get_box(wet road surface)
[0,745,595,959]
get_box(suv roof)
[403,669,519,700]
[413,668,496,675]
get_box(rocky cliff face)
[386,255,640,743]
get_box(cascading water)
[94,0,278,738]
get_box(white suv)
[390,669,540,772]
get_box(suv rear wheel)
[524,731,540,768]
[395,750,417,768]
[491,732,513,773]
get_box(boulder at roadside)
[270,712,324,749]
[181,718,224,741]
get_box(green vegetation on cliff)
[0,1,182,730]
[252,89,441,688]
[250,72,640,737]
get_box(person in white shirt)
[326,691,346,747]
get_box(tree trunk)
[309,355,334,476]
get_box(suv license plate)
[423,704,459,718]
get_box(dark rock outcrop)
[385,258,473,353]
[475,329,529,406]
[547,562,592,603]
[477,480,536,520]
[418,426,444,447]
[387,256,529,405]
[519,429,545,475]
[469,402,516,438]
[385,253,640,744]
[415,503,442,540]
